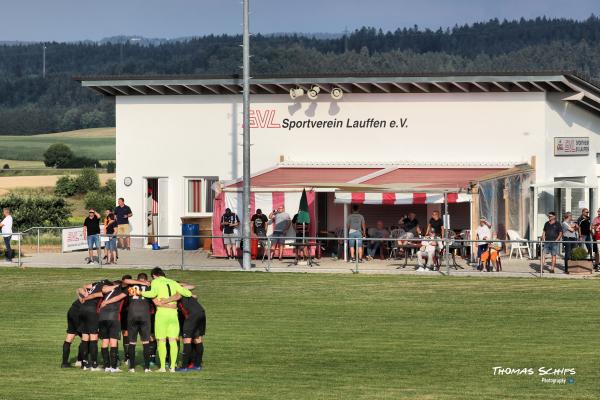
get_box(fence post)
[266,238,271,272]
[445,237,450,276]
[539,244,544,278]
[36,228,40,254]
[98,235,102,269]
[354,239,359,274]
[18,234,22,268]
[181,235,184,271]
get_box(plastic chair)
[507,230,531,259]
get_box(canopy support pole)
[343,203,348,262]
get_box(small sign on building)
[554,137,590,156]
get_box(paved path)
[6,248,600,279]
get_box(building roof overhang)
[76,71,600,116]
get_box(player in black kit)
[119,275,132,366]
[157,282,206,372]
[98,281,127,372]
[61,290,86,368]
[123,273,153,373]
[78,279,110,371]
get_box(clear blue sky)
[1,0,599,42]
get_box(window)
[185,177,218,215]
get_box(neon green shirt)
[141,276,191,306]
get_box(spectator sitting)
[402,212,421,236]
[366,221,389,261]
[476,217,492,270]
[480,233,502,272]
[416,234,439,271]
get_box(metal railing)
[4,227,598,278]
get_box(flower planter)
[568,260,593,274]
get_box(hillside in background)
[2,16,600,134]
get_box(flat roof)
[76,71,600,115]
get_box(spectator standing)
[366,221,389,260]
[220,208,240,259]
[592,208,600,270]
[426,210,444,237]
[475,217,492,270]
[562,212,578,274]
[83,209,102,264]
[103,208,118,261]
[577,208,594,261]
[347,205,366,262]
[0,208,13,262]
[105,213,117,264]
[269,206,291,261]
[541,212,562,273]
[251,209,268,239]
[114,198,133,250]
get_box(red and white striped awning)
[334,192,471,205]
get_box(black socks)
[128,344,136,369]
[123,336,129,361]
[195,342,204,366]
[101,347,110,368]
[89,340,98,367]
[80,341,89,368]
[62,341,71,365]
[110,347,118,369]
[142,343,151,369]
[181,343,193,368]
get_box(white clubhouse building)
[79,72,600,249]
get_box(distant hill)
[2,15,600,135]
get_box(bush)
[2,164,9,170]
[55,176,77,197]
[74,168,100,194]
[84,191,115,214]
[571,247,589,261]
[0,194,71,230]
[43,143,74,168]
[106,161,116,173]
[60,156,99,169]
[103,179,116,196]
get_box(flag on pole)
[296,189,310,224]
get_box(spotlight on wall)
[330,87,344,100]
[307,86,321,100]
[289,88,304,100]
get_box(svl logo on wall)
[554,137,589,156]
[249,108,408,131]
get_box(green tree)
[55,176,77,197]
[74,168,100,194]
[43,143,74,168]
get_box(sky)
[1,0,599,42]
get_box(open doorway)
[145,178,169,248]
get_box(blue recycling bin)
[182,223,200,250]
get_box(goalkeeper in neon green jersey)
[140,267,192,372]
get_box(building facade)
[79,73,600,247]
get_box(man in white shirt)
[476,217,492,270]
[0,208,13,262]
[416,234,440,271]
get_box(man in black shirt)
[221,208,240,259]
[78,279,110,370]
[251,209,268,238]
[576,208,594,260]
[83,209,101,264]
[158,283,206,372]
[114,197,133,250]
[402,212,421,235]
[98,281,127,372]
[541,212,563,273]
[123,273,153,373]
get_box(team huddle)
[61,267,206,373]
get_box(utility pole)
[42,44,46,78]
[241,0,251,270]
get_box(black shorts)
[121,312,128,331]
[67,307,81,335]
[99,319,121,340]
[128,316,151,342]
[182,312,206,339]
[78,309,99,334]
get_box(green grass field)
[0,269,598,400]
[0,128,115,161]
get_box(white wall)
[114,91,583,239]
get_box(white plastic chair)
[507,230,531,259]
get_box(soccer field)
[0,269,597,400]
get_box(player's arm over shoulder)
[141,281,158,298]
[172,280,192,297]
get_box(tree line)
[2,16,600,135]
